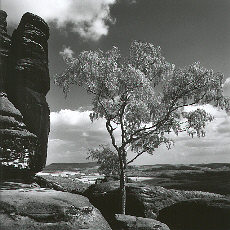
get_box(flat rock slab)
[115,214,170,230]
[0,186,111,230]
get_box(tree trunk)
[120,165,126,214]
[118,148,127,214]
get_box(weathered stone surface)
[84,181,226,228]
[0,10,11,92]
[8,12,50,93]
[0,11,42,178]
[5,12,50,172]
[0,94,39,179]
[35,174,90,195]
[115,214,170,230]
[0,183,112,230]
[158,198,230,230]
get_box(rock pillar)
[6,12,50,172]
[0,11,50,177]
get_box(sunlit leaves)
[129,40,174,84]
[87,145,120,175]
[162,62,226,109]
[55,40,230,165]
[182,109,214,137]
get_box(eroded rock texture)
[158,199,230,230]
[0,95,39,178]
[0,182,112,230]
[115,214,170,230]
[0,11,50,177]
[0,10,11,92]
[84,181,228,229]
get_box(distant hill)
[131,163,230,170]
[44,162,98,171]
[130,163,230,195]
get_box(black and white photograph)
[0,0,230,229]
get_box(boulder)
[115,214,170,230]
[83,181,226,228]
[0,182,112,230]
[157,198,230,230]
[5,12,50,172]
[35,174,90,195]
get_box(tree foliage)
[55,40,229,213]
[87,145,120,176]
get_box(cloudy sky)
[2,0,230,165]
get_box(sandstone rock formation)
[115,214,170,230]
[6,12,50,171]
[84,181,229,229]
[0,10,10,92]
[158,198,230,230]
[35,174,91,195]
[0,11,50,176]
[0,95,39,178]
[0,182,112,230]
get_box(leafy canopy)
[87,145,120,176]
[55,40,229,162]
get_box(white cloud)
[223,77,230,97]
[126,0,137,4]
[59,47,74,60]
[2,0,117,40]
[50,109,120,134]
[223,77,230,86]
[47,108,125,164]
[47,138,88,164]
[47,109,118,164]
[183,104,227,118]
[47,105,230,165]
[130,104,230,165]
[50,109,92,127]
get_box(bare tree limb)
[127,150,145,165]
[106,120,119,152]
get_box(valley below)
[39,162,230,196]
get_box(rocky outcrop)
[6,12,50,172]
[35,174,91,195]
[115,214,170,230]
[0,10,11,92]
[0,10,50,176]
[0,182,112,230]
[0,95,39,178]
[83,181,227,229]
[0,11,41,178]
[158,199,230,230]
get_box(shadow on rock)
[157,198,230,230]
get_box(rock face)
[0,95,39,178]
[157,199,230,230]
[0,10,50,176]
[115,214,170,230]
[0,10,11,92]
[6,12,50,171]
[0,182,112,230]
[35,174,91,195]
[84,181,228,229]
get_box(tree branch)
[122,91,208,148]
[106,120,119,152]
[127,150,145,165]
[120,99,128,144]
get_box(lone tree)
[55,40,229,214]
